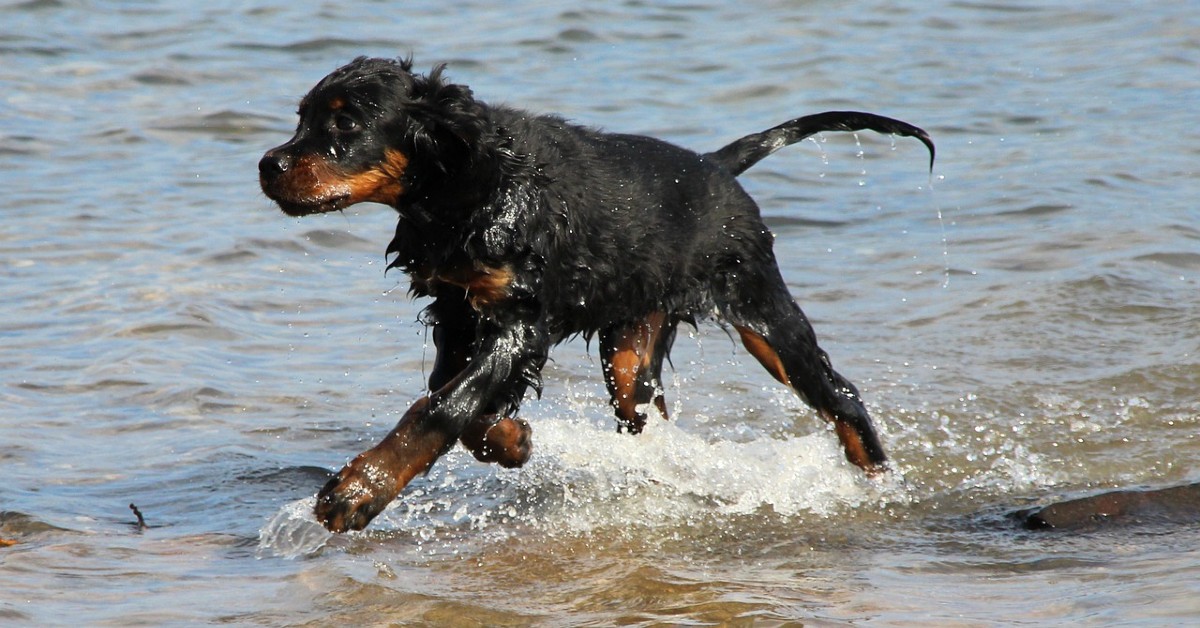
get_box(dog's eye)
[333,115,359,132]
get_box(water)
[3,0,1199,624]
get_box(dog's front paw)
[461,417,533,468]
[314,452,400,533]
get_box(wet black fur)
[261,56,933,472]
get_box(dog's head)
[259,57,488,216]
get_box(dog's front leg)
[314,314,549,533]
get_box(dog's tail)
[705,111,934,176]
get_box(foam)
[258,406,894,557]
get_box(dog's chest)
[410,262,515,311]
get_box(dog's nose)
[258,151,291,178]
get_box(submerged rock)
[1018,482,1200,530]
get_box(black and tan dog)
[259,57,934,532]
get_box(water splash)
[257,497,331,559]
[515,415,872,524]
[256,404,901,556]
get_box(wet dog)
[259,57,934,532]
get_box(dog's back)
[473,108,765,335]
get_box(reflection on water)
[3,0,1200,624]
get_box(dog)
[259,57,934,532]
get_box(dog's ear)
[405,65,489,153]
[401,65,537,182]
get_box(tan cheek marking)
[346,148,408,205]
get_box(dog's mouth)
[270,193,351,217]
[259,151,356,216]
[260,176,352,216]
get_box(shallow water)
[3,0,1200,624]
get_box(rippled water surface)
[3,1,1200,625]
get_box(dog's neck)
[397,122,528,213]
[387,168,534,277]
[385,107,551,281]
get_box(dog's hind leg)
[599,312,675,434]
[723,274,888,474]
[735,322,887,473]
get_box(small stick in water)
[129,503,147,531]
